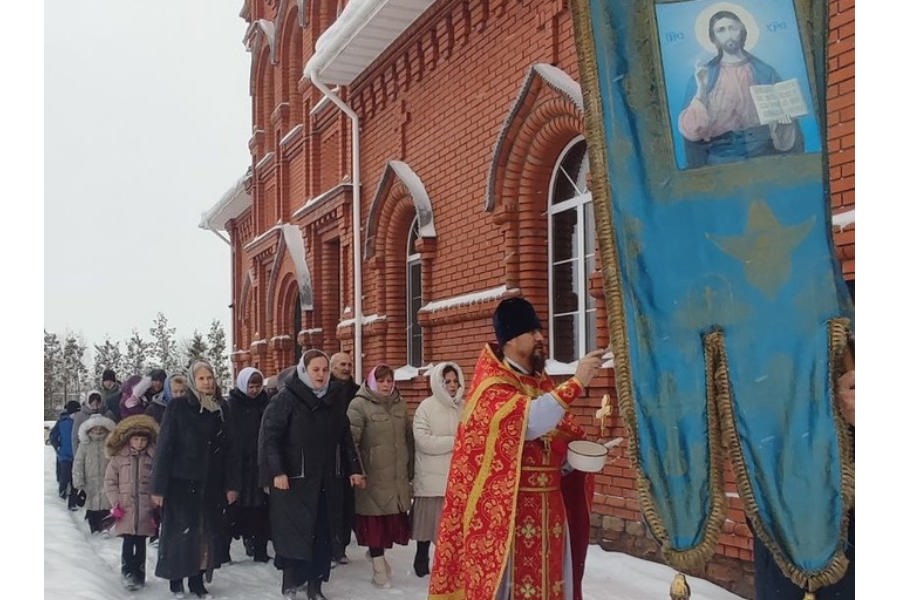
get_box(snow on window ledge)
[393,364,422,381]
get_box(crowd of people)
[47,297,856,600]
[47,345,471,600]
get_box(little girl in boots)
[104,414,159,592]
[72,413,116,532]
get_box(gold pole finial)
[669,572,691,600]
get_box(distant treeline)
[44,313,230,419]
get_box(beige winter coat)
[72,415,116,511]
[412,362,464,498]
[347,384,415,516]
[103,415,159,537]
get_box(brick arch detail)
[265,234,288,327]
[273,0,300,55]
[486,64,584,213]
[382,199,419,369]
[364,161,436,260]
[247,19,276,96]
[489,96,584,291]
[273,275,298,338]
[239,271,254,333]
[364,180,417,368]
[368,184,417,312]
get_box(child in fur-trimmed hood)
[104,414,159,591]
[73,413,117,532]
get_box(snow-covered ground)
[43,443,742,600]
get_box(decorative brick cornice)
[250,339,269,357]
[292,183,352,221]
[271,102,291,128]
[348,0,499,121]
[244,224,281,259]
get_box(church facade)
[201,1,854,596]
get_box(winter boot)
[170,579,186,599]
[414,541,431,577]
[372,555,392,588]
[243,537,255,558]
[306,578,328,600]
[188,574,209,597]
[253,538,272,562]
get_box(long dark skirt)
[275,489,332,593]
[155,478,228,580]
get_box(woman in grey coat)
[347,363,415,588]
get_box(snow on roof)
[257,151,275,170]
[296,328,323,335]
[243,222,283,251]
[243,19,275,54]
[420,285,513,313]
[292,182,353,219]
[385,160,435,237]
[303,0,438,85]
[281,224,314,310]
[832,208,855,230]
[279,123,304,147]
[199,172,252,232]
[533,63,583,112]
[337,314,387,328]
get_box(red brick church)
[200,1,854,596]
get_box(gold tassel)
[802,593,816,600]
[670,573,691,600]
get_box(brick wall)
[231,1,854,598]
[828,0,855,281]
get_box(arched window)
[548,138,597,363]
[406,219,423,367]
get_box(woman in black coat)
[151,361,239,598]
[259,349,365,600]
[225,366,270,562]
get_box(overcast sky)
[44,0,250,355]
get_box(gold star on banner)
[707,201,814,298]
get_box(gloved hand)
[111,504,125,521]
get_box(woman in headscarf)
[259,350,365,600]
[410,361,465,577]
[225,366,271,563]
[144,374,187,425]
[347,363,415,589]
[151,360,239,598]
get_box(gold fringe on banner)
[714,319,853,592]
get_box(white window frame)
[547,137,596,371]
[406,219,423,367]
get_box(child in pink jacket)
[104,414,159,592]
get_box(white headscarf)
[296,349,331,398]
[235,367,264,395]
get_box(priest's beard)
[531,344,546,374]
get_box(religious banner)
[569,0,853,593]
